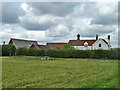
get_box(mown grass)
[2,56,118,88]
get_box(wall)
[73,39,109,50]
[73,46,92,50]
[92,39,109,50]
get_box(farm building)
[30,34,111,50]
[9,38,38,49]
[30,43,67,49]
[68,34,111,50]
[9,34,111,50]
[30,44,49,49]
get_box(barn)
[9,38,38,49]
[30,43,67,49]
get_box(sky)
[0,2,118,48]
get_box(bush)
[0,45,2,56]
[93,50,108,59]
[16,47,29,56]
[2,44,16,56]
[28,48,37,56]
[16,48,44,56]
[107,48,118,59]
[6,46,119,60]
[87,50,95,58]
[63,43,75,50]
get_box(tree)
[16,47,29,56]
[2,44,16,56]
[55,47,61,50]
[63,43,75,50]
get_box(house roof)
[38,45,50,49]
[69,39,109,46]
[46,43,67,48]
[30,44,50,49]
[30,43,67,49]
[9,38,38,48]
[102,39,108,45]
[68,40,97,46]
[31,44,40,49]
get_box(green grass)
[2,56,118,88]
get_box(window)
[99,44,101,47]
[84,42,88,47]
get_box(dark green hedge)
[16,48,44,56]
[43,49,118,59]
[0,45,2,56]
[2,44,16,56]
[2,45,119,59]
[16,48,119,59]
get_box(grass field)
[2,56,118,88]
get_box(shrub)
[55,47,61,50]
[87,50,95,58]
[16,47,29,56]
[63,43,75,50]
[35,49,44,56]
[2,44,16,56]
[28,48,37,56]
[93,50,108,59]
[107,48,118,59]
[5,46,119,60]
[0,45,2,56]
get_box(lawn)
[2,56,118,88]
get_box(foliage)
[2,45,119,59]
[55,47,61,50]
[2,44,16,56]
[0,45,2,56]
[16,47,29,56]
[27,48,43,56]
[93,50,108,59]
[63,43,75,50]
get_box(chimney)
[3,41,5,45]
[96,34,98,40]
[108,35,110,40]
[108,35,110,49]
[77,34,80,40]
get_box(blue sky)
[0,2,118,48]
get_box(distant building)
[30,44,49,49]
[46,43,67,49]
[9,38,38,49]
[30,43,67,49]
[68,34,111,50]
[8,34,111,50]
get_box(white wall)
[73,39,110,50]
[73,46,92,50]
[92,39,109,50]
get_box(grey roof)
[9,38,38,49]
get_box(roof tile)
[68,40,96,46]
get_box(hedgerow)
[2,44,16,56]
[1,45,119,59]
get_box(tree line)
[1,44,119,60]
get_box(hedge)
[1,45,119,59]
[2,44,16,56]
[16,48,119,59]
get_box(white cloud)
[26,31,46,41]
[21,3,32,13]
[0,29,27,44]
[45,24,70,37]
[2,2,25,24]
[19,14,56,30]
[1,2,118,48]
